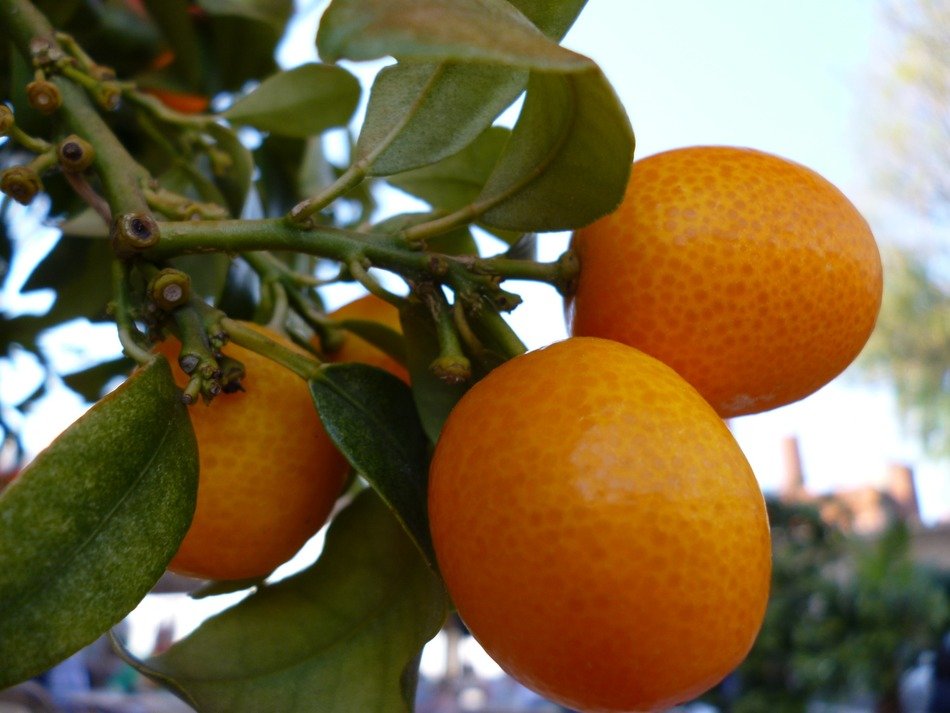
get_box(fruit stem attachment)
[466,298,527,360]
[420,285,471,384]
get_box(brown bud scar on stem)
[57,135,95,173]
[111,213,160,257]
[0,106,13,135]
[148,268,191,311]
[179,354,200,374]
[0,166,43,205]
[26,79,61,115]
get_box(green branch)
[0,0,152,217]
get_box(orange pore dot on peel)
[568,146,883,417]
[157,322,348,580]
[429,337,772,712]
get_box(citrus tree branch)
[0,0,152,217]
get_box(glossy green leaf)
[206,122,254,217]
[132,489,447,713]
[308,364,433,566]
[356,61,525,176]
[0,357,198,688]
[388,126,510,211]
[477,68,635,231]
[399,303,469,443]
[224,64,360,138]
[317,0,588,69]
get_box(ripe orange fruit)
[156,322,348,580]
[428,337,771,712]
[324,294,409,382]
[568,146,883,417]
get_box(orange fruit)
[568,146,883,417]
[156,322,348,580]
[428,337,771,712]
[324,294,409,382]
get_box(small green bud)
[57,135,96,173]
[26,79,61,115]
[89,65,116,81]
[148,268,191,311]
[0,105,14,136]
[0,166,43,205]
[95,82,122,111]
[111,212,160,257]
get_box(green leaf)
[0,357,198,688]
[308,364,433,566]
[131,489,447,713]
[62,356,135,403]
[206,123,254,217]
[317,0,588,70]
[330,0,583,176]
[399,304,469,443]
[355,61,526,176]
[201,4,291,93]
[22,235,114,322]
[388,126,510,210]
[371,213,480,255]
[224,64,360,138]
[198,0,292,33]
[477,68,635,231]
[511,0,588,40]
[59,207,109,237]
[142,0,204,90]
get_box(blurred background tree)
[704,499,949,713]
[856,0,950,459]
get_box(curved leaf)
[331,0,591,177]
[224,64,360,138]
[317,0,589,70]
[0,357,198,688]
[308,364,433,566]
[477,68,635,231]
[132,489,447,713]
[356,61,525,176]
[388,126,511,211]
[198,0,292,31]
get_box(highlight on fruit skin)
[568,145,884,418]
[428,336,772,712]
